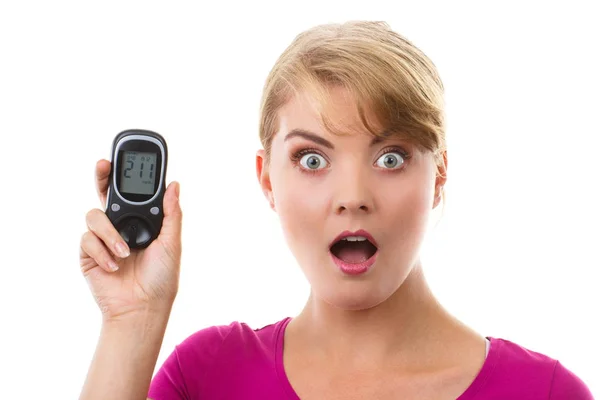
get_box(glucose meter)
[105,129,168,249]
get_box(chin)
[303,256,404,312]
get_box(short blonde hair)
[259,20,446,170]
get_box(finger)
[95,159,111,209]
[86,208,130,259]
[80,231,120,273]
[158,181,182,253]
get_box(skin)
[78,84,487,399]
[79,161,182,400]
[256,86,488,399]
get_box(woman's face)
[257,86,446,311]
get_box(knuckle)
[86,208,106,232]
[85,209,99,227]
[79,231,96,263]
[80,231,98,251]
[80,230,92,244]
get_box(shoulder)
[175,316,290,361]
[149,317,291,398]
[549,360,594,399]
[491,337,558,371]
[478,338,593,399]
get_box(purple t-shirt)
[148,317,593,399]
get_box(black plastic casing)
[105,129,168,249]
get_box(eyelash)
[289,148,326,175]
[289,146,411,174]
[379,146,411,165]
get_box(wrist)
[102,302,173,328]
[81,303,171,400]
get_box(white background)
[0,1,598,398]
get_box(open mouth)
[330,235,378,264]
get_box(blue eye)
[300,153,327,170]
[376,152,405,169]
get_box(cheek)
[378,174,435,232]
[271,168,330,244]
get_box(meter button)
[111,203,121,212]
[150,207,160,215]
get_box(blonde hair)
[259,20,447,174]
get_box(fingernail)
[175,182,180,199]
[108,260,119,271]
[115,241,130,258]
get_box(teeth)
[342,236,367,242]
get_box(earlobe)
[268,193,276,211]
[433,151,448,209]
[433,186,444,209]
[256,149,276,211]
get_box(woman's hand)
[79,159,182,322]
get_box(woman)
[78,21,593,399]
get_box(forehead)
[276,86,385,140]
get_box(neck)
[289,262,469,369]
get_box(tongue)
[336,241,372,264]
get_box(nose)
[333,170,374,215]
[336,201,369,214]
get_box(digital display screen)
[119,151,157,195]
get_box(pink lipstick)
[329,229,379,275]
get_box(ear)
[256,149,276,211]
[432,151,448,209]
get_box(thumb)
[159,181,182,246]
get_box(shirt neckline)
[274,316,502,399]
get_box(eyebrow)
[284,129,387,149]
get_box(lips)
[329,229,378,248]
[329,229,379,265]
